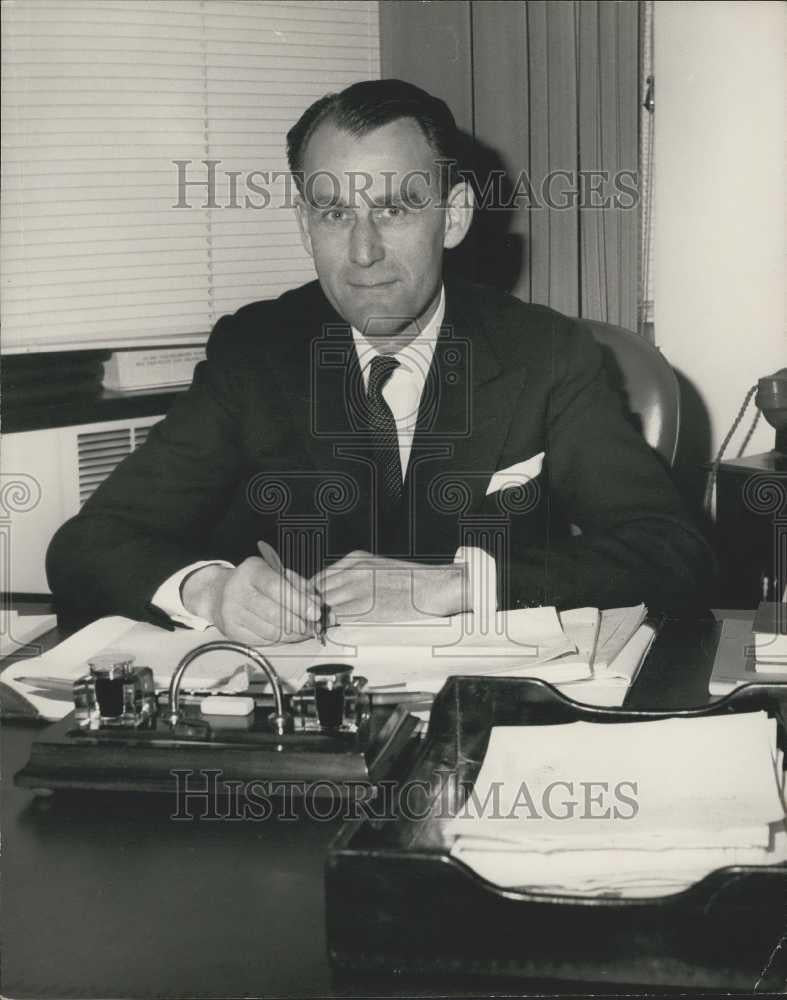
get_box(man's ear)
[294,196,313,258]
[442,181,475,250]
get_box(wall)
[655,2,784,461]
[380,0,473,132]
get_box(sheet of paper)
[548,605,647,681]
[554,679,628,708]
[555,618,657,706]
[708,618,757,695]
[452,828,787,897]
[447,712,785,852]
[558,607,601,664]
[3,606,577,719]
[3,617,310,720]
[317,607,578,689]
[593,604,648,670]
[3,616,139,719]
[237,607,579,692]
[0,612,58,660]
[602,622,656,682]
[335,606,570,655]
[447,711,787,896]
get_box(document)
[327,606,578,690]
[557,622,656,707]
[447,711,787,896]
[0,611,58,660]
[753,601,787,666]
[450,834,787,897]
[2,606,578,720]
[2,617,275,720]
[549,605,653,707]
[557,603,648,673]
[3,603,654,721]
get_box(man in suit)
[47,80,713,643]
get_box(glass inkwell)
[73,652,156,729]
[292,664,370,732]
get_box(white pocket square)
[485,452,545,496]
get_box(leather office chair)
[584,320,680,467]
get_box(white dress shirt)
[153,285,495,627]
[351,285,443,480]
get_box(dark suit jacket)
[47,276,713,626]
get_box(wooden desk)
[0,616,766,997]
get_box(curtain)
[471,0,640,332]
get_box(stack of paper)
[3,603,654,721]
[1,617,273,720]
[3,607,579,720]
[555,604,654,707]
[447,712,787,897]
[559,605,648,670]
[331,607,578,692]
[753,602,787,672]
[709,616,787,696]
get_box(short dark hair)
[286,78,462,199]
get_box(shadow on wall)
[444,130,715,527]
[445,130,525,294]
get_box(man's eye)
[376,206,405,220]
[323,209,349,222]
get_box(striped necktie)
[366,355,402,523]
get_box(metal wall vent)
[76,427,139,505]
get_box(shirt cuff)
[151,560,234,630]
[454,546,498,622]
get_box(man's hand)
[313,551,469,624]
[181,558,320,645]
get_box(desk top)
[716,450,787,475]
[0,615,764,997]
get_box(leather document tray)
[326,677,787,991]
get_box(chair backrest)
[584,320,681,467]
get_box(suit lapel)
[408,282,523,483]
[274,279,529,560]
[259,290,377,556]
[400,280,529,557]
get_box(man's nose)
[348,216,384,267]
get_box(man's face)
[295,117,469,339]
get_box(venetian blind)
[1,0,380,353]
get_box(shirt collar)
[351,285,445,388]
